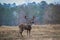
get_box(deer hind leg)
[19,29,23,38]
[20,32,23,37]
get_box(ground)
[0,24,60,40]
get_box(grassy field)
[0,24,60,40]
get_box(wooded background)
[0,1,60,26]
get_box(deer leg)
[27,30,28,35]
[28,29,31,37]
[20,32,23,37]
[19,29,23,37]
[29,30,31,36]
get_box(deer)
[19,16,35,37]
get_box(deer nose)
[32,22,34,23]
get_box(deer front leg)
[27,29,31,37]
[29,29,31,37]
[27,30,29,36]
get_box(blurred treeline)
[0,1,60,26]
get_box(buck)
[19,16,35,37]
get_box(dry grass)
[0,24,60,40]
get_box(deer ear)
[31,16,35,20]
[24,16,27,19]
[33,16,35,19]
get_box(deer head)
[24,16,35,25]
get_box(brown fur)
[19,24,32,37]
[18,16,35,37]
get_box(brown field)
[0,24,60,40]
